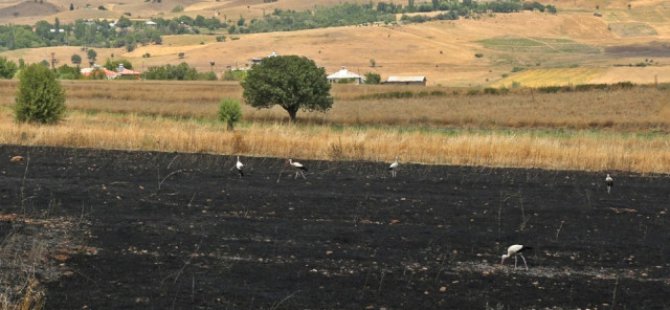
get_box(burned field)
[1,145,669,309]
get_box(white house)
[327,67,365,84]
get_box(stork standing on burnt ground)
[501,244,532,270]
[605,174,614,194]
[288,159,307,179]
[388,156,399,178]
[235,156,244,177]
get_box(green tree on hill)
[0,57,18,79]
[87,49,97,65]
[14,64,66,124]
[71,54,82,65]
[242,55,332,122]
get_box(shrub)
[70,54,82,65]
[14,64,66,124]
[218,98,242,130]
[474,53,484,58]
[222,70,247,81]
[537,86,563,93]
[0,57,18,79]
[216,35,226,42]
[364,72,381,84]
[197,71,218,81]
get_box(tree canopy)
[14,63,66,124]
[0,56,18,79]
[242,55,332,122]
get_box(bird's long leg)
[520,254,528,270]
[301,170,307,179]
[514,255,518,269]
[607,186,611,194]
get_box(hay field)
[2,106,670,173]
[491,67,606,87]
[1,80,670,173]
[1,80,668,131]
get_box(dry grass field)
[0,80,669,173]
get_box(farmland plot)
[1,145,669,309]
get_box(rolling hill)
[0,0,669,86]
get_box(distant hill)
[0,0,669,87]
[0,1,60,19]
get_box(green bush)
[222,69,247,81]
[0,56,18,79]
[364,72,381,84]
[218,98,242,130]
[197,71,218,81]
[14,64,66,124]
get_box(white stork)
[501,244,532,270]
[388,156,399,178]
[288,159,307,179]
[235,156,244,177]
[605,174,614,194]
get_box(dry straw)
[1,108,669,173]
[1,80,669,173]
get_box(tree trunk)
[227,121,234,131]
[288,108,298,123]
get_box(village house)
[327,67,365,84]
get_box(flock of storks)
[4,152,622,272]
[233,156,617,270]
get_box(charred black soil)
[1,145,669,309]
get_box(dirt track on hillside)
[1,145,669,309]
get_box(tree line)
[0,15,226,52]
[234,0,556,34]
[0,55,217,81]
[0,1,555,50]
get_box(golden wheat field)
[1,80,669,173]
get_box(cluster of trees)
[233,0,555,34]
[141,62,217,81]
[378,0,555,14]
[0,14,227,52]
[237,3,395,33]
[399,0,556,23]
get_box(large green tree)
[242,55,332,122]
[14,63,66,124]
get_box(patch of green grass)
[478,36,599,54]
[608,22,658,37]
[628,7,668,23]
